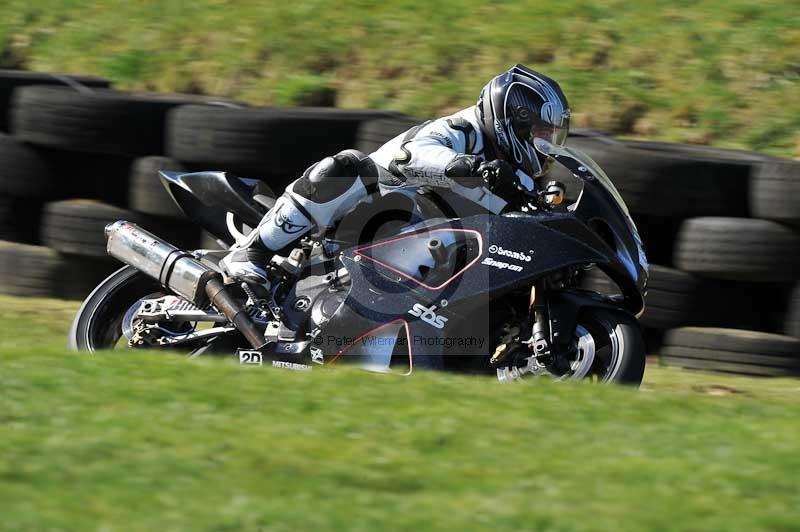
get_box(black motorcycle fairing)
[547,289,636,350]
[316,212,637,369]
[159,171,272,244]
[535,138,649,297]
[351,213,641,309]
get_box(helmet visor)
[531,114,569,147]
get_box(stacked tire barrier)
[0,69,395,301]
[0,69,797,376]
[568,133,800,376]
[167,105,403,191]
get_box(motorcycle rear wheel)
[69,266,164,351]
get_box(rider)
[222,64,571,283]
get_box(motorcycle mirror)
[543,181,566,206]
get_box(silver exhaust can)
[105,220,218,304]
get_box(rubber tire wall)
[750,159,800,224]
[0,240,117,299]
[785,284,800,338]
[0,197,41,243]
[0,69,110,132]
[128,156,186,218]
[674,217,800,282]
[41,199,200,259]
[1,134,132,204]
[167,105,401,179]
[582,264,701,329]
[0,134,60,198]
[567,136,762,218]
[662,327,800,376]
[11,86,212,156]
[355,116,421,154]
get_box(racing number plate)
[238,350,263,366]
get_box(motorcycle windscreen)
[534,138,649,285]
[534,138,631,217]
[328,319,413,375]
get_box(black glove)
[444,154,483,188]
[477,159,518,196]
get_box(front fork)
[529,280,551,357]
[493,279,562,381]
[528,274,581,374]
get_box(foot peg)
[270,248,307,278]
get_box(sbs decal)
[408,303,448,329]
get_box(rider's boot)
[220,150,378,284]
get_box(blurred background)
[0,0,798,155]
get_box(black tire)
[0,196,42,243]
[0,134,62,198]
[128,156,186,218]
[68,265,163,351]
[568,136,762,218]
[0,69,110,132]
[662,327,800,376]
[11,86,214,155]
[785,284,800,338]
[674,217,800,281]
[52,152,133,207]
[355,115,421,154]
[2,137,132,205]
[167,105,399,177]
[629,214,683,266]
[0,240,117,300]
[660,357,797,377]
[69,265,242,354]
[583,267,789,333]
[696,280,788,333]
[750,158,800,223]
[575,308,646,385]
[582,265,701,329]
[492,306,645,385]
[41,199,200,259]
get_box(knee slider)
[294,151,365,203]
[292,150,378,203]
[335,149,380,192]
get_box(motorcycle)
[69,138,649,384]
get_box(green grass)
[0,1,798,156]
[1,294,799,531]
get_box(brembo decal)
[488,244,532,262]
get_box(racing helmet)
[476,64,570,178]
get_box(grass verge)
[1,295,798,531]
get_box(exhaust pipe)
[105,221,266,349]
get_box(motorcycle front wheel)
[567,308,646,385]
[493,307,646,385]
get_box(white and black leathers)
[222,105,519,281]
[370,105,511,214]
